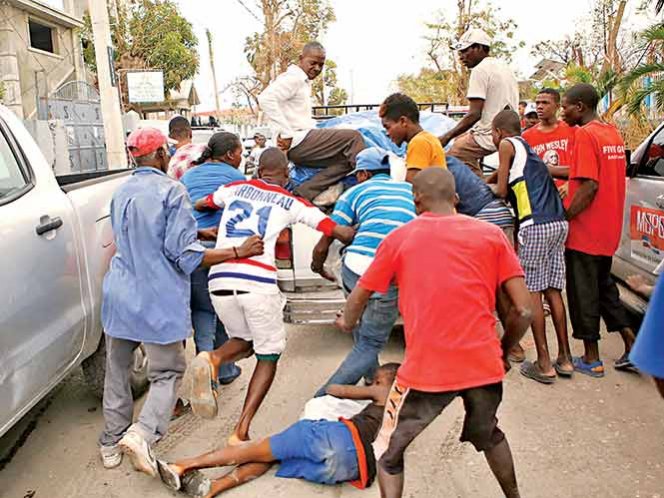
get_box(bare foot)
[507,343,526,363]
[227,433,251,447]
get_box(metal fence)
[38,81,107,172]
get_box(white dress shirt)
[258,65,316,148]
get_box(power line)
[234,0,261,22]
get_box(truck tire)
[82,336,150,401]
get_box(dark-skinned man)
[99,128,264,477]
[440,28,519,178]
[560,83,636,377]
[187,148,355,447]
[258,41,365,201]
[337,168,532,498]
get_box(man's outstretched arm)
[326,384,387,404]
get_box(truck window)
[0,129,30,201]
[639,127,664,179]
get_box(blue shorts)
[269,420,359,484]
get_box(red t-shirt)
[358,213,524,392]
[522,121,576,192]
[566,121,627,256]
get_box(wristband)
[233,247,239,259]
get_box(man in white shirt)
[258,42,365,200]
[439,29,519,177]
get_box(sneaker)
[118,429,158,477]
[614,353,638,373]
[100,444,122,469]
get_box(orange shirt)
[358,214,524,392]
[405,131,447,170]
[566,121,627,256]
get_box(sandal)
[572,356,604,378]
[614,354,638,373]
[189,353,219,419]
[554,361,574,378]
[519,360,556,384]
[157,460,182,491]
[181,470,212,498]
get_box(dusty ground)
[1,322,663,498]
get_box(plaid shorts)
[517,220,569,292]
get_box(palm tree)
[618,24,664,116]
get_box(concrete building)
[0,0,87,118]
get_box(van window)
[0,130,29,200]
[639,127,664,179]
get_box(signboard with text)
[126,71,165,103]
[630,205,664,269]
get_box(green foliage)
[312,59,347,106]
[80,0,198,94]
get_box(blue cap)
[349,147,390,175]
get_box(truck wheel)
[82,336,150,401]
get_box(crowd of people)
[97,27,662,498]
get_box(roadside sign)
[126,71,165,103]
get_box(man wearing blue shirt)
[630,273,664,398]
[311,147,416,396]
[99,128,263,477]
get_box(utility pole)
[206,29,221,122]
[87,0,127,169]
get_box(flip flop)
[157,460,182,491]
[614,354,639,373]
[181,470,212,498]
[572,356,605,378]
[519,360,556,384]
[189,354,218,419]
[554,361,574,378]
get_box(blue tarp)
[290,110,457,186]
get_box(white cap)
[453,28,492,51]
[524,103,537,115]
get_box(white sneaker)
[118,429,158,477]
[100,444,122,469]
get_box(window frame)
[0,117,36,207]
[27,18,57,55]
[636,124,664,182]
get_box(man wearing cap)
[258,41,365,201]
[440,28,519,178]
[247,132,268,174]
[311,147,416,396]
[98,128,263,477]
[167,116,208,180]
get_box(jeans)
[191,242,241,383]
[315,263,399,397]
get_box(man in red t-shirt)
[561,83,636,378]
[336,168,532,498]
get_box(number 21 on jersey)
[225,200,272,238]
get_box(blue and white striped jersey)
[331,174,416,276]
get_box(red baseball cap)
[127,127,171,158]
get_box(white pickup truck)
[0,105,147,438]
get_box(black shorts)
[373,381,505,475]
[565,249,630,341]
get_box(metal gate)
[38,81,107,172]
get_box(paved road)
[1,323,663,498]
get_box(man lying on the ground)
[157,363,400,498]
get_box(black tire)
[82,335,150,401]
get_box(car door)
[0,117,86,435]
[616,125,664,277]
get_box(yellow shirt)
[406,131,447,170]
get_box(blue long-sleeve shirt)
[101,167,205,344]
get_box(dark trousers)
[289,128,365,200]
[565,249,630,342]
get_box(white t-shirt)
[467,57,519,151]
[208,179,336,294]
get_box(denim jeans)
[314,263,399,397]
[191,242,241,383]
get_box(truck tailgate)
[283,289,345,324]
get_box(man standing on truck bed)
[311,147,416,396]
[560,83,637,377]
[187,148,355,446]
[99,128,264,477]
[257,41,365,201]
[439,28,519,178]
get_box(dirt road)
[1,323,662,498]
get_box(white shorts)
[210,292,287,357]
